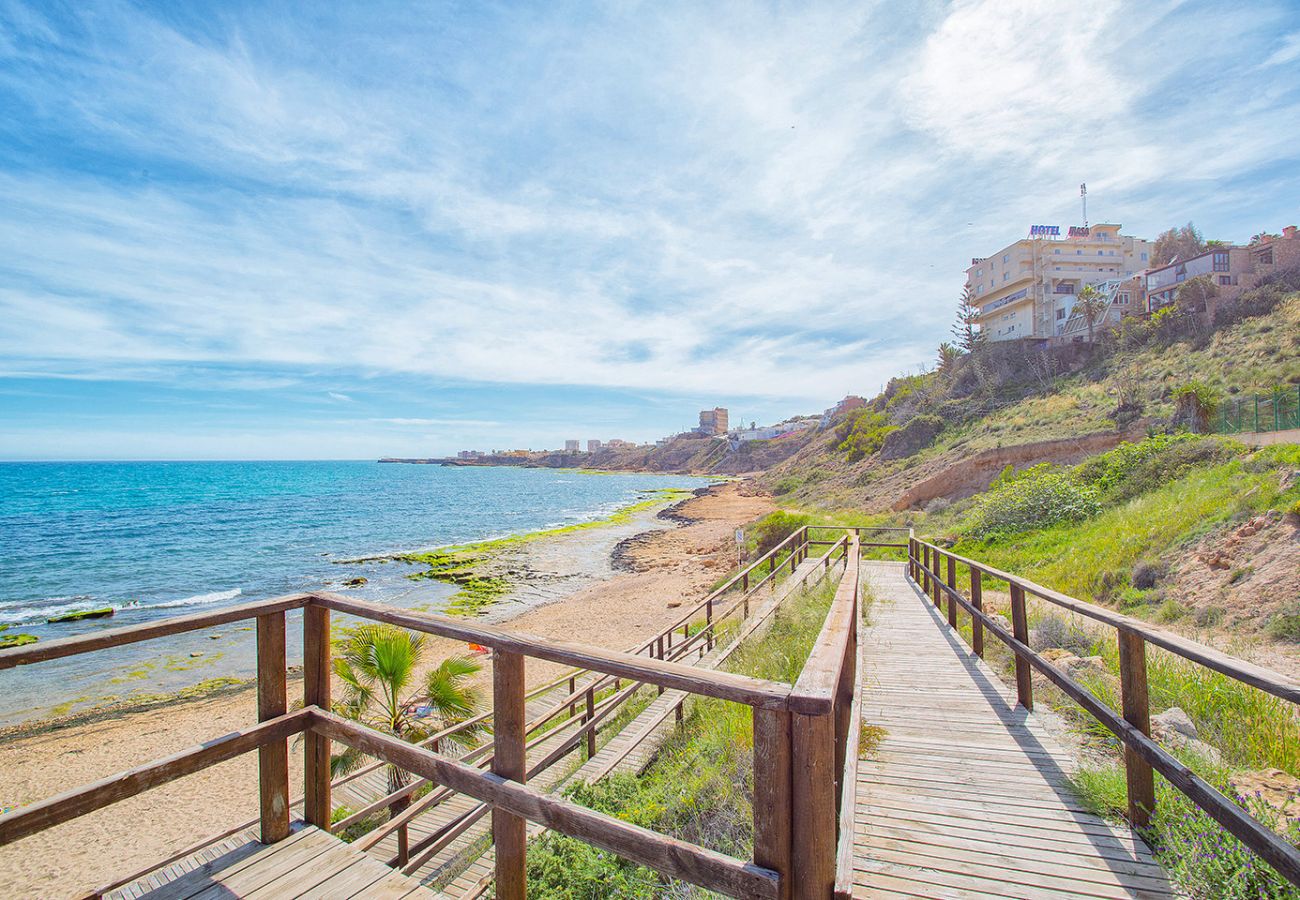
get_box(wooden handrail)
[910,538,1300,704]
[0,709,311,846]
[910,543,1300,888]
[310,709,781,899]
[0,594,311,670]
[311,593,804,712]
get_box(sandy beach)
[0,481,772,898]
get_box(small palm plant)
[330,625,483,832]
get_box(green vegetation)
[746,510,810,556]
[329,624,483,835]
[399,488,693,615]
[524,576,839,897]
[0,632,38,648]
[1072,765,1300,900]
[46,607,114,623]
[834,409,895,462]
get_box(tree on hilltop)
[1152,222,1207,267]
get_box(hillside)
[763,285,1300,512]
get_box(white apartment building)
[966,224,1152,342]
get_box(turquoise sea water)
[0,461,709,723]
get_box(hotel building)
[966,224,1152,342]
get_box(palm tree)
[936,342,961,373]
[1073,285,1110,345]
[331,625,482,847]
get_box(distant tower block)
[587,439,602,452]
[698,407,728,435]
[564,440,580,452]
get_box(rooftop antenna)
[1080,182,1088,228]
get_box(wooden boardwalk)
[850,561,1174,899]
[120,825,436,899]
[443,555,839,898]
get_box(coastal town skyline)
[3,2,1300,459]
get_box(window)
[1115,293,1129,305]
[1056,309,1066,320]
[1219,275,1232,286]
[1054,249,1061,255]
[1213,252,1229,272]
[1076,249,1083,255]
[1258,248,1274,265]
[977,284,985,294]
[1003,272,1009,281]
[1003,254,1010,263]
[1141,252,1149,261]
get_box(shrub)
[834,409,896,462]
[1267,604,1300,642]
[771,476,802,496]
[879,414,944,460]
[749,510,811,556]
[1076,434,1236,503]
[1131,560,1163,590]
[1030,613,1097,655]
[968,464,1101,538]
[1171,381,1219,433]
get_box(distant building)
[564,440,580,452]
[605,438,633,449]
[821,395,867,425]
[1144,225,1300,313]
[732,420,814,443]
[587,439,602,452]
[697,407,729,435]
[966,224,1152,342]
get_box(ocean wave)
[1,588,243,624]
[153,588,242,609]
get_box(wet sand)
[0,481,772,897]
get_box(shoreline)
[0,480,772,896]
[0,477,707,727]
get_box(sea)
[0,461,711,725]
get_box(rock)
[1228,769,1300,824]
[1040,648,1076,665]
[190,651,204,658]
[1152,707,1198,741]
[989,613,1012,632]
[666,601,682,608]
[209,633,222,640]
[47,607,115,624]
[344,577,368,587]
[1152,707,1222,764]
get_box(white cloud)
[0,0,1298,424]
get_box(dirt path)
[0,482,772,898]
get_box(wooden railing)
[909,536,1300,888]
[0,526,868,900]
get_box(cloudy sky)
[2,1,1298,459]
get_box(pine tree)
[952,285,984,352]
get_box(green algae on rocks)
[399,488,695,616]
[47,607,115,624]
[0,632,38,648]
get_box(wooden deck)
[118,826,437,899]
[850,561,1174,899]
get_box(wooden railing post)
[970,568,984,658]
[493,650,527,900]
[931,550,943,608]
[707,599,715,650]
[754,708,793,900]
[945,555,958,628]
[303,603,332,829]
[585,687,596,758]
[256,611,290,844]
[1118,628,1155,827]
[568,676,577,720]
[921,545,931,594]
[1009,584,1033,710]
[792,709,836,898]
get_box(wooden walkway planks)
[850,561,1174,900]
[121,825,437,899]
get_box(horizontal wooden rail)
[311,593,805,712]
[910,544,1300,888]
[310,708,780,899]
[0,709,310,846]
[911,539,1300,705]
[0,594,311,670]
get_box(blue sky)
[2,1,1299,460]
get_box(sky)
[1,1,1299,460]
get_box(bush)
[771,476,802,496]
[1131,560,1163,590]
[1171,381,1219,433]
[749,510,811,556]
[834,409,896,462]
[879,414,944,460]
[1076,434,1236,503]
[1267,604,1300,642]
[968,464,1101,538]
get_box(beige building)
[966,224,1152,342]
[698,407,729,435]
